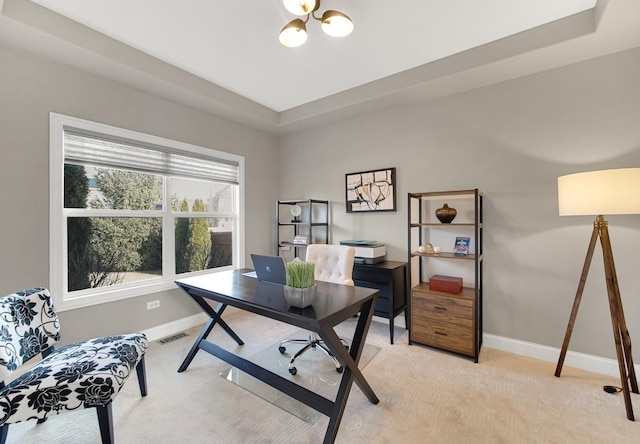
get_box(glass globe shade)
[283,0,318,16]
[279,19,308,47]
[321,10,354,37]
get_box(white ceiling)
[1,0,640,135]
[28,0,596,112]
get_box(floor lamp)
[555,168,640,421]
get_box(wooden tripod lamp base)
[555,169,640,421]
[555,216,638,420]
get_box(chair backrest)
[0,287,61,381]
[305,244,355,286]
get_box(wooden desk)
[175,269,380,444]
[353,261,408,344]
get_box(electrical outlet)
[147,300,160,310]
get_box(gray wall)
[0,42,279,343]
[278,47,640,361]
[2,36,640,363]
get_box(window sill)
[56,267,233,311]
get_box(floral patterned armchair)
[0,287,148,444]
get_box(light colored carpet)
[219,329,380,423]
[6,310,640,443]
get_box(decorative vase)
[283,284,317,308]
[435,203,457,223]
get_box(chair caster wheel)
[336,366,343,373]
[289,367,297,375]
[279,346,286,354]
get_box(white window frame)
[49,113,245,311]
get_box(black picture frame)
[345,167,397,213]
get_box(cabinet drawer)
[411,319,474,356]
[353,267,390,283]
[354,280,392,317]
[374,298,391,317]
[411,289,473,324]
[354,279,391,300]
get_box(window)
[50,113,245,311]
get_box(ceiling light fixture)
[279,0,354,48]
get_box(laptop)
[250,254,287,285]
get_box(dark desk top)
[175,269,379,331]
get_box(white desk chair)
[278,244,355,375]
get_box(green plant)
[285,261,315,288]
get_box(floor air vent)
[158,332,188,344]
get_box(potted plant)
[284,260,317,308]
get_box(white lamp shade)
[279,19,308,47]
[321,10,354,37]
[558,168,640,216]
[283,0,318,16]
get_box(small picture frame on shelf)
[454,237,470,255]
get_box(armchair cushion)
[0,287,147,428]
[0,333,147,425]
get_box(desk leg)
[178,294,244,373]
[178,317,217,373]
[191,295,245,346]
[324,360,357,444]
[322,298,379,403]
[318,298,379,443]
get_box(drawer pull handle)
[435,331,448,336]
[434,306,447,311]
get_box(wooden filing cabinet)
[411,283,475,357]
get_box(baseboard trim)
[142,312,209,342]
[142,313,633,379]
[484,333,639,378]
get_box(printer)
[340,240,386,264]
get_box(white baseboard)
[142,313,632,379]
[142,312,209,342]
[484,333,639,378]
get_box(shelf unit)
[407,189,483,362]
[276,199,329,259]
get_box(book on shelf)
[454,237,470,255]
[293,235,310,245]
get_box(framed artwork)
[345,167,396,213]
